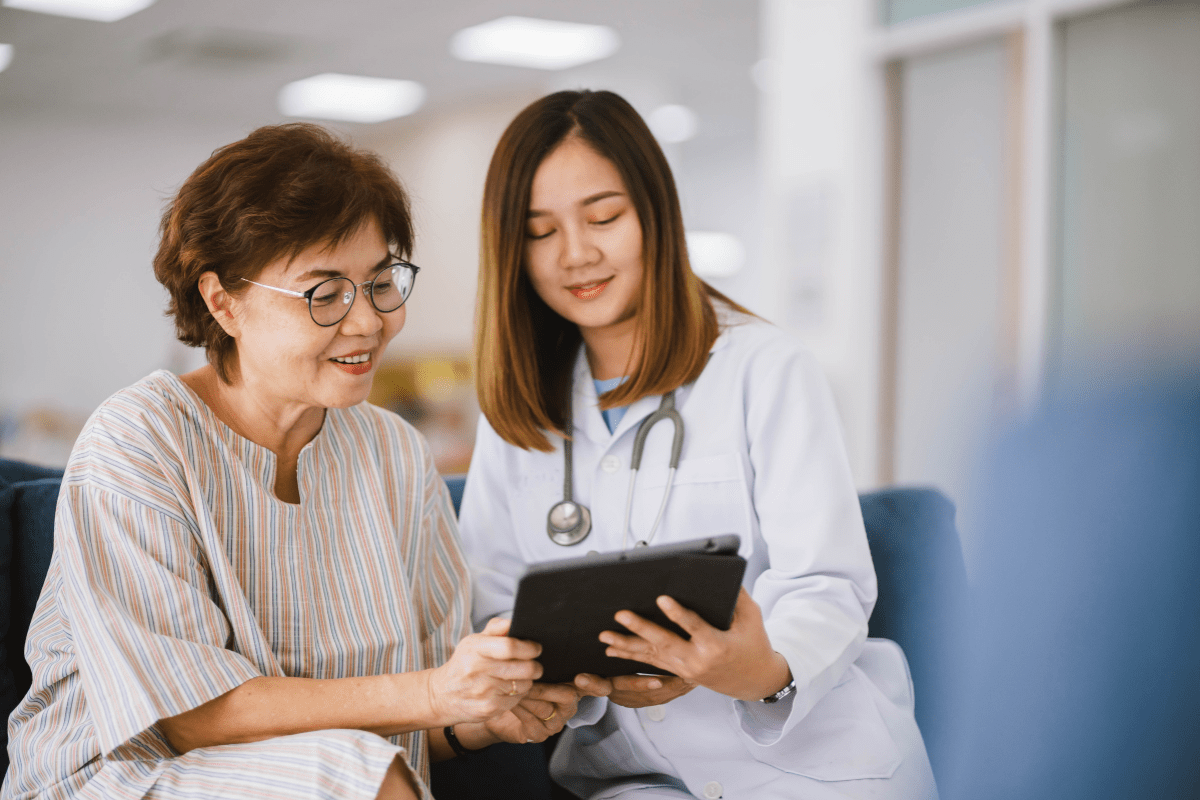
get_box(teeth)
[333,353,370,364]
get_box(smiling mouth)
[568,278,612,300]
[331,351,372,375]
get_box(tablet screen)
[508,536,746,683]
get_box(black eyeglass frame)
[241,260,420,328]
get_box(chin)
[320,380,374,409]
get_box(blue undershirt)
[593,376,629,434]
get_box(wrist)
[739,651,792,702]
[454,721,500,751]
[420,668,450,727]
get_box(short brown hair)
[154,122,413,382]
[475,90,746,451]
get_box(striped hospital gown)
[2,371,471,800]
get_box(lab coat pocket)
[634,453,754,553]
[741,668,902,781]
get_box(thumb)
[483,616,511,636]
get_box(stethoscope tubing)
[548,389,684,549]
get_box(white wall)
[360,95,538,358]
[1057,1,1200,367]
[759,0,884,487]
[892,40,1011,556]
[0,112,251,416]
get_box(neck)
[180,365,325,502]
[580,317,639,381]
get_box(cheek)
[382,306,407,342]
[523,254,558,306]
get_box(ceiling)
[0,0,761,136]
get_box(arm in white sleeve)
[732,336,876,745]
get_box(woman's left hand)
[599,587,792,702]
[480,682,580,744]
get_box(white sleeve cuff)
[567,695,609,728]
[731,691,796,746]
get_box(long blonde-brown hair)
[475,90,746,452]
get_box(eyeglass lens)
[308,264,416,326]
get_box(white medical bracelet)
[759,679,796,704]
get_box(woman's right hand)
[426,617,543,724]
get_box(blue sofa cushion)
[859,487,966,778]
[0,460,64,779]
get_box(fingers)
[517,698,557,720]
[611,610,676,646]
[509,701,565,741]
[574,673,614,697]
[525,682,580,705]
[606,675,698,709]
[482,616,511,636]
[656,595,710,637]
[463,632,541,661]
[611,674,665,692]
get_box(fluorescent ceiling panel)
[687,232,745,279]
[451,16,620,70]
[1,0,156,22]
[279,74,425,124]
[648,105,698,144]
[0,45,12,74]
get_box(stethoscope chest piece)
[547,500,592,546]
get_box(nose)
[337,286,384,337]
[559,221,599,270]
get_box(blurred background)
[2,0,1198,563]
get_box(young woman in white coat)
[457,89,938,800]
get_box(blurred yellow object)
[369,355,478,475]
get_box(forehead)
[529,138,627,208]
[263,217,389,280]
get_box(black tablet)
[508,535,747,684]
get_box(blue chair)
[2,463,964,792]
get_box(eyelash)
[527,213,621,240]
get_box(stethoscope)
[547,390,684,549]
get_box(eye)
[592,212,621,226]
[311,290,341,307]
[526,227,555,240]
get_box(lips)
[568,278,612,300]
[330,350,372,376]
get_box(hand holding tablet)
[507,535,747,684]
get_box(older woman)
[1,124,576,800]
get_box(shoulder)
[64,370,198,511]
[713,308,819,375]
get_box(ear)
[197,272,240,339]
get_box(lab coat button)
[601,455,621,473]
[702,781,723,798]
[646,705,666,722]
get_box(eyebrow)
[527,190,625,218]
[295,253,393,282]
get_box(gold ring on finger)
[509,680,519,696]
[539,709,557,722]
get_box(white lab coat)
[458,313,937,800]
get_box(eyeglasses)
[242,261,419,327]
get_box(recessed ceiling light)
[0,45,12,74]
[1,0,156,22]
[278,74,425,124]
[450,16,620,70]
[648,105,698,144]
[687,231,745,279]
